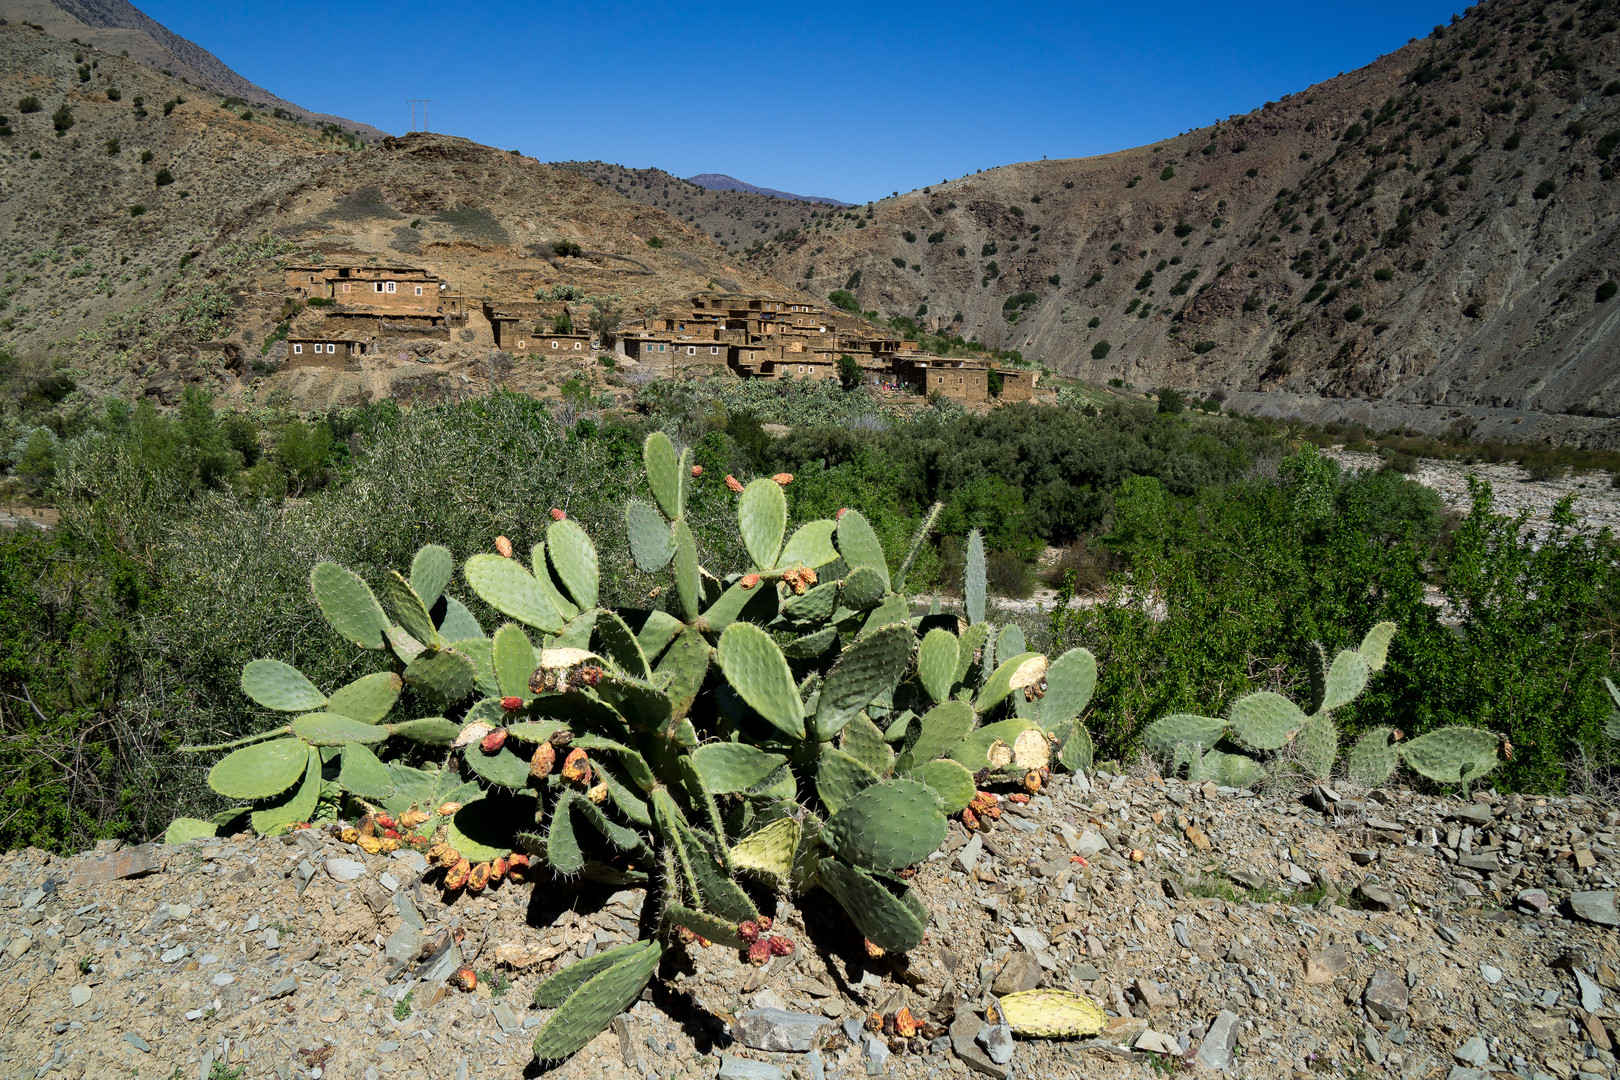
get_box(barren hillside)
[746,0,1620,446]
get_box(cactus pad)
[814,623,913,740]
[995,624,1026,661]
[954,623,989,686]
[691,742,788,794]
[729,817,800,884]
[291,712,388,745]
[1142,714,1228,757]
[1295,713,1339,780]
[437,595,484,642]
[1058,720,1095,772]
[240,659,327,713]
[408,544,453,609]
[664,904,746,949]
[1041,647,1097,729]
[626,499,677,571]
[909,757,975,813]
[950,718,1040,771]
[974,652,1046,713]
[816,747,881,813]
[738,477,788,570]
[917,629,960,704]
[1320,649,1370,712]
[1400,726,1499,783]
[780,520,840,569]
[208,737,309,799]
[593,611,650,681]
[531,939,663,1063]
[1229,691,1305,751]
[784,626,838,658]
[1346,727,1400,785]
[336,742,394,801]
[672,519,700,622]
[642,432,682,520]
[783,580,838,624]
[384,571,440,650]
[823,778,946,872]
[309,561,389,650]
[999,989,1108,1037]
[815,858,927,953]
[716,623,804,740]
[464,554,564,633]
[1359,621,1397,672]
[492,623,537,699]
[838,565,888,611]
[964,529,987,626]
[249,746,322,835]
[165,818,218,845]
[835,510,889,590]
[840,713,895,776]
[545,518,600,610]
[404,648,476,703]
[448,797,526,862]
[1189,749,1266,789]
[386,717,460,745]
[461,739,531,788]
[324,672,403,724]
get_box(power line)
[407,99,433,132]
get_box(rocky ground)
[4,771,1620,1080]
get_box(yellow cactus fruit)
[997,989,1107,1038]
[357,834,384,855]
[468,862,491,892]
[339,826,359,844]
[586,782,610,805]
[529,742,556,780]
[443,858,471,890]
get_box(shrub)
[1597,281,1618,303]
[154,168,174,187]
[1343,122,1365,141]
[551,240,582,257]
[1155,387,1185,413]
[106,87,121,101]
[1048,274,1061,286]
[1002,291,1039,312]
[1087,316,1101,328]
[140,149,153,163]
[51,103,73,134]
[645,236,663,248]
[1159,166,1175,181]
[17,95,41,113]
[1533,179,1557,199]
[1085,271,1103,287]
[1504,132,1523,151]
[983,261,1000,280]
[1344,304,1364,322]
[1091,340,1112,360]
[1126,177,1140,188]
[1191,341,1216,354]
[1134,270,1154,291]
[927,231,945,244]
[891,257,906,268]
[827,289,859,312]
[981,242,997,257]
[1374,267,1394,281]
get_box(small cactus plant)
[173,431,1105,1065]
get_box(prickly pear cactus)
[175,433,1110,1066]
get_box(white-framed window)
[385,282,397,293]
[292,344,303,354]
[687,347,696,356]
[573,342,581,350]
[342,283,351,293]
[710,346,719,355]
[551,342,559,349]
[414,285,423,295]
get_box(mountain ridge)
[684,172,853,206]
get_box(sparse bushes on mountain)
[1533,179,1556,199]
[1191,340,1216,354]
[1159,166,1176,181]
[1597,281,1618,303]
[1344,304,1364,321]
[154,168,174,187]
[51,103,73,134]
[106,87,120,101]
[1049,274,1061,286]
[17,95,41,114]
[1087,316,1101,328]
[891,257,906,268]
[828,289,859,313]
[1091,340,1112,359]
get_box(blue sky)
[142,0,1466,203]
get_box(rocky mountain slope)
[0,25,795,411]
[4,770,1620,1079]
[0,0,386,141]
[745,0,1620,447]
[686,172,854,207]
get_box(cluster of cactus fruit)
[1141,622,1504,787]
[170,432,1107,1064]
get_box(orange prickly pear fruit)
[550,508,566,521]
[437,801,463,817]
[560,748,591,785]
[740,573,760,590]
[489,856,508,883]
[800,566,817,587]
[339,826,359,844]
[893,1007,920,1038]
[772,473,793,486]
[506,852,530,882]
[426,843,450,864]
[864,938,886,959]
[375,812,398,831]
[746,940,772,966]
[1009,792,1031,804]
[835,507,847,520]
[675,925,696,945]
[452,968,477,992]
[379,836,400,853]
[865,1013,884,1032]
[480,728,508,754]
[358,813,377,837]
[400,809,430,828]
[443,858,471,890]
[1022,769,1042,793]
[691,464,703,477]
[725,475,744,494]
[495,536,514,558]
[756,916,772,931]
[768,936,794,957]
[468,862,491,892]
[357,834,384,855]
[529,742,556,780]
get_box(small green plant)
[1159,166,1176,181]
[394,990,414,1021]
[646,236,664,248]
[207,1063,245,1080]
[130,205,146,216]
[481,969,512,998]
[78,955,93,974]
[1597,281,1617,303]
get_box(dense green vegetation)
[0,373,1614,853]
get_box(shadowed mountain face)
[741,0,1620,446]
[685,173,853,207]
[0,0,387,140]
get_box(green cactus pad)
[526,542,580,622]
[1605,676,1620,711]
[545,794,586,875]
[814,623,913,740]
[996,624,1026,661]
[531,939,663,1063]
[964,529,987,626]
[909,757,975,813]
[208,737,309,800]
[1295,713,1339,780]
[571,789,654,857]
[464,554,565,633]
[716,623,804,740]
[310,561,389,650]
[492,623,537,699]
[816,859,927,953]
[594,675,673,734]
[672,519,700,622]
[249,746,322,835]
[917,629,960,704]
[838,565,888,611]
[656,627,710,715]
[1347,727,1400,785]
[675,820,758,921]
[592,757,652,826]
[783,580,838,624]
[739,477,788,570]
[403,648,476,703]
[387,717,460,745]
[1041,648,1097,729]
[437,595,484,642]
[593,611,650,681]
[240,659,327,713]
[1189,749,1266,789]
[291,712,388,746]
[836,510,889,591]
[784,627,839,658]
[954,623,989,686]
[974,652,1046,713]
[534,939,648,1008]
[1142,714,1228,757]
[780,520,840,568]
[408,544,453,610]
[337,742,395,801]
[636,610,685,661]
[643,431,682,521]
[817,747,881,813]
[626,500,677,571]
[447,796,524,862]
[730,816,800,884]
[904,700,977,766]
[461,739,531,788]
[1229,691,1305,751]
[665,904,746,949]
[699,577,775,633]
[691,742,788,794]
[551,610,596,651]
[452,637,497,697]
[325,672,403,724]
[862,593,911,639]
[1057,720,1095,772]
[164,817,218,845]
[1320,649,1370,712]
[384,571,441,650]
[1359,621,1397,672]
[840,713,895,776]
[823,778,946,872]
[547,518,600,610]
[1399,726,1500,783]
[951,718,1044,771]
[385,623,428,665]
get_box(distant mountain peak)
[685,173,852,207]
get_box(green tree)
[276,419,334,496]
[837,354,860,390]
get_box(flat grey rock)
[265,977,296,1000]
[1576,969,1604,1012]
[991,951,1041,995]
[324,858,366,882]
[1363,969,1408,1019]
[1479,963,1503,984]
[950,1012,1010,1079]
[1449,804,1494,826]
[1193,1009,1240,1070]
[384,924,423,965]
[716,1055,788,1080]
[734,1008,834,1052]
[978,1023,1013,1065]
[1567,891,1620,927]
[1356,884,1400,911]
[1453,1035,1489,1067]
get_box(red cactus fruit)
[495,536,514,558]
[443,858,471,890]
[724,474,744,494]
[961,806,980,831]
[468,862,491,892]
[500,696,523,712]
[375,812,398,832]
[480,728,508,754]
[507,852,530,883]
[489,856,508,883]
[835,507,847,520]
[452,968,477,992]
[426,843,450,864]
[768,936,794,957]
[550,508,566,521]
[675,926,696,945]
[740,573,760,590]
[1009,792,1031,804]
[691,465,703,477]
[772,473,793,486]
[529,742,556,780]
[746,940,772,966]
[893,1007,920,1038]
[737,920,761,945]
[381,827,400,840]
